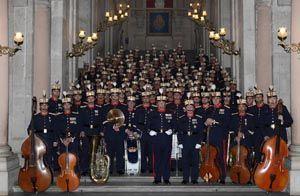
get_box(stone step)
[12,176,266,193]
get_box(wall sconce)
[277,27,300,53]
[0,32,24,57]
[66,30,98,58]
[209,28,240,56]
[96,3,130,33]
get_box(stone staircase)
[12,176,266,193]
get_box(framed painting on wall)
[147,10,172,36]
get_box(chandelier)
[66,31,98,58]
[187,1,240,56]
[0,32,24,57]
[97,3,130,33]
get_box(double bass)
[18,97,52,192]
[254,99,289,192]
[229,123,251,185]
[56,132,80,192]
[199,125,221,183]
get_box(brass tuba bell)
[106,109,125,127]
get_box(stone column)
[8,0,35,154]
[239,0,256,93]
[231,0,240,87]
[50,0,69,90]
[34,0,50,97]
[219,0,232,69]
[289,0,300,194]
[255,0,272,96]
[0,0,20,194]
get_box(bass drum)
[124,138,141,176]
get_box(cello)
[18,97,52,192]
[199,125,221,183]
[229,123,251,185]
[56,132,80,192]
[254,99,289,192]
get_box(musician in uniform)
[27,91,57,171]
[264,86,293,143]
[48,81,63,114]
[148,90,174,184]
[79,87,102,175]
[166,87,185,171]
[71,84,84,113]
[102,87,127,175]
[205,90,231,184]
[177,96,204,184]
[247,86,269,165]
[56,92,81,172]
[229,98,256,172]
[136,91,155,173]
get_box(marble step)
[12,176,267,193]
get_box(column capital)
[35,0,50,7]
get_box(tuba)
[106,109,125,127]
[90,135,110,184]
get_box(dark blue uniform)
[264,105,293,143]
[206,105,231,181]
[48,98,63,114]
[135,104,156,172]
[101,103,127,174]
[55,112,81,154]
[27,113,57,171]
[229,113,256,149]
[124,108,141,166]
[79,105,103,174]
[148,110,175,182]
[176,114,204,182]
[248,104,269,163]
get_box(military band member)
[229,98,256,172]
[177,96,204,184]
[136,91,155,173]
[48,81,63,114]
[246,88,255,107]
[148,91,174,184]
[264,86,293,143]
[56,92,81,166]
[79,87,102,175]
[229,80,241,112]
[247,86,269,165]
[102,87,127,175]
[205,90,231,184]
[28,91,57,171]
[71,84,84,113]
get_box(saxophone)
[90,135,110,184]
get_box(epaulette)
[72,111,79,115]
[231,113,238,116]
[136,104,142,108]
[103,103,110,107]
[49,112,59,116]
[152,105,157,108]
[195,105,201,109]
[95,104,102,108]
[246,113,254,116]
[34,113,39,116]
[195,114,203,118]
[247,105,255,109]
[80,105,86,108]
[121,103,127,106]
[179,115,185,119]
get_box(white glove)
[195,144,201,149]
[178,144,183,149]
[149,130,157,136]
[165,129,173,136]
